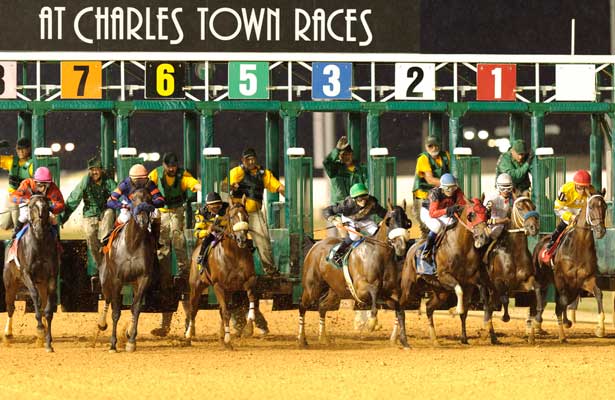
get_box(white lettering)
[326,9,345,42]
[55,7,65,39]
[267,8,280,41]
[294,9,310,42]
[359,10,373,47]
[111,7,123,40]
[241,8,265,41]
[209,7,241,41]
[170,8,183,45]
[157,7,168,41]
[145,7,155,40]
[313,9,325,41]
[197,7,208,40]
[95,7,109,40]
[39,7,53,40]
[345,9,356,42]
[74,7,93,44]
[127,7,143,40]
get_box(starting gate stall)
[532,147,566,232]
[368,148,397,206]
[452,147,481,199]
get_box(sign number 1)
[491,67,502,99]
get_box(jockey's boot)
[11,220,24,239]
[546,220,567,251]
[196,234,215,265]
[333,237,354,266]
[421,231,437,262]
[101,229,113,247]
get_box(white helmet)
[496,173,513,193]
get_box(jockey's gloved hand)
[446,205,463,218]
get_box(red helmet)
[573,170,591,186]
[33,167,53,183]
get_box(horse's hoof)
[501,314,510,323]
[564,320,573,329]
[109,348,117,353]
[367,317,378,332]
[535,315,543,324]
[150,328,170,337]
[298,337,308,348]
[4,334,13,340]
[490,336,500,345]
[559,338,568,344]
[460,338,469,345]
[528,336,535,345]
[125,342,136,352]
[97,324,108,332]
[45,346,54,353]
[243,322,254,338]
[596,327,606,338]
[223,342,234,350]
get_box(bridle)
[585,194,606,228]
[509,196,539,234]
[227,204,249,244]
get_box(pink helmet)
[33,167,53,183]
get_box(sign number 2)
[405,67,424,97]
[394,63,435,100]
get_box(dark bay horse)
[532,189,607,342]
[185,200,256,349]
[3,195,59,352]
[298,203,412,349]
[96,188,156,352]
[481,195,540,344]
[398,198,489,345]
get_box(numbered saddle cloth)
[326,238,365,269]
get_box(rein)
[338,225,393,249]
[585,194,605,227]
[509,196,539,234]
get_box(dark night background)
[0,0,610,172]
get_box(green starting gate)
[116,147,144,181]
[369,148,397,205]
[533,149,566,232]
[33,147,60,185]
[452,147,481,199]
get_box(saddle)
[197,233,223,276]
[415,223,456,275]
[326,238,365,269]
[539,225,574,265]
[102,223,125,256]
[5,225,28,270]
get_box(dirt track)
[1,301,615,400]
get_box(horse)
[532,188,607,343]
[184,199,256,349]
[298,202,412,349]
[3,195,59,352]
[480,195,541,344]
[398,198,489,345]
[96,188,156,352]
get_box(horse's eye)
[467,212,475,222]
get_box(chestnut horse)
[532,189,607,342]
[96,188,156,352]
[3,195,59,352]
[298,204,412,349]
[398,198,489,345]
[185,200,256,349]
[481,195,541,344]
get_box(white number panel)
[555,64,596,101]
[0,62,17,99]
[394,63,435,100]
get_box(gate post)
[347,112,362,162]
[366,110,380,182]
[199,109,215,199]
[590,113,603,190]
[17,112,32,142]
[448,114,462,174]
[115,108,130,149]
[509,113,523,142]
[266,111,281,228]
[100,112,115,176]
[530,111,545,205]
[31,107,46,150]
[183,112,198,176]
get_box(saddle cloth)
[539,225,573,265]
[102,223,125,256]
[326,238,365,269]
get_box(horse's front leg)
[425,291,445,346]
[3,270,17,341]
[438,272,464,315]
[385,298,410,349]
[243,274,257,336]
[126,275,151,352]
[583,277,605,338]
[554,292,567,343]
[480,285,498,345]
[459,286,475,345]
[213,283,232,349]
[23,274,45,348]
[185,277,205,340]
[109,287,122,352]
[43,275,57,353]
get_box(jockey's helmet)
[206,192,222,204]
[350,183,369,198]
[496,173,513,194]
[129,164,148,180]
[33,167,53,183]
[573,170,591,187]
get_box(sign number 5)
[229,62,269,99]
[239,64,257,96]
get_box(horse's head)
[512,195,540,236]
[386,199,411,257]
[130,188,154,229]
[466,198,489,248]
[227,201,250,248]
[29,194,50,237]
[584,188,607,238]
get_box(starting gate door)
[452,148,481,199]
[534,148,566,232]
[369,148,397,206]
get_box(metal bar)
[530,112,545,205]
[535,63,540,102]
[453,62,458,102]
[265,112,280,228]
[120,60,125,101]
[288,61,292,101]
[36,61,40,100]
[590,113,603,190]
[204,61,209,101]
[462,62,477,72]
[371,62,375,102]
[100,112,115,176]
[130,61,145,70]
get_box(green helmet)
[349,183,369,198]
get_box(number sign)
[0,62,17,99]
[145,62,185,99]
[477,64,516,101]
[312,62,352,100]
[555,64,596,101]
[394,63,435,100]
[61,61,102,99]
[228,62,269,100]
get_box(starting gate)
[452,147,482,199]
[533,148,566,232]
[368,148,397,206]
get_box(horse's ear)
[387,198,393,211]
[480,192,485,203]
[601,187,606,197]
[241,194,247,207]
[402,199,407,212]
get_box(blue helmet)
[440,173,457,188]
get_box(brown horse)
[3,195,59,352]
[532,189,607,342]
[185,200,256,349]
[96,188,156,352]
[398,198,489,344]
[480,195,541,344]
[298,204,412,349]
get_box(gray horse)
[4,195,59,352]
[96,188,156,352]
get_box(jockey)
[483,173,514,241]
[323,182,387,265]
[545,169,594,251]
[194,192,229,268]
[10,166,65,238]
[106,164,165,243]
[420,173,467,261]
